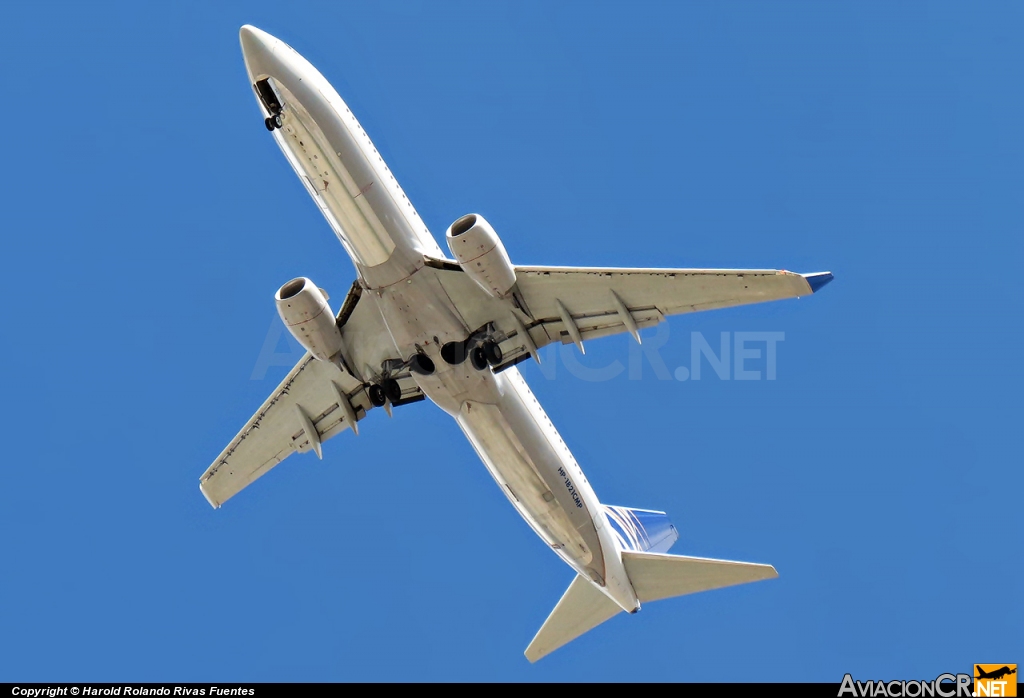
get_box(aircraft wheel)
[381,378,402,403]
[481,340,503,366]
[368,384,387,407]
[470,346,489,371]
[264,117,276,131]
[272,113,283,129]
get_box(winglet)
[802,271,834,293]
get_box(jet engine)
[274,277,345,362]
[446,214,517,299]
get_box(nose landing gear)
[264,113,283,131]
[255,79,285,131]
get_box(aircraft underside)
[199,25,833,661]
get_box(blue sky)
[2,1,1021,682]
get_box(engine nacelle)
[446,214,517,299]
[275,277,345,362]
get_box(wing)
[435,264,833,368]
[199,284,423,508]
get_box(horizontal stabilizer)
[525,574,622,663]
[622,550,778,603]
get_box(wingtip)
[802,271,834,293]
[199,481,221,509]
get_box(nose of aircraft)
[239,25,278,80]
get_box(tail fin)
[622,550,778,603]
[602,504,679,553]
[524,574,622,663]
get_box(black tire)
[272,113,283,129]
[481,340,503,366]
[264,117,276,131]
[382,378,402,403]
[470,346,489,371]
[408,353,435,375]
[368,384,387,407]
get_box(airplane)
[200,25,835,662]
[976,667,1017,681]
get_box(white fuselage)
[239,26,640,613]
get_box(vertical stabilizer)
[602,505,679,554]
[524,575,623,663]
[621,550,778,602]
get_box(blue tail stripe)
[602,505,679,554]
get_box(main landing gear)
[470,340,502,371]
[368,378,402,407]
[366,352,435,407]
[442,338,502,372]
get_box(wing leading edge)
[435,264,833,368]
[200,284,424,508]
[200,354,367,508]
